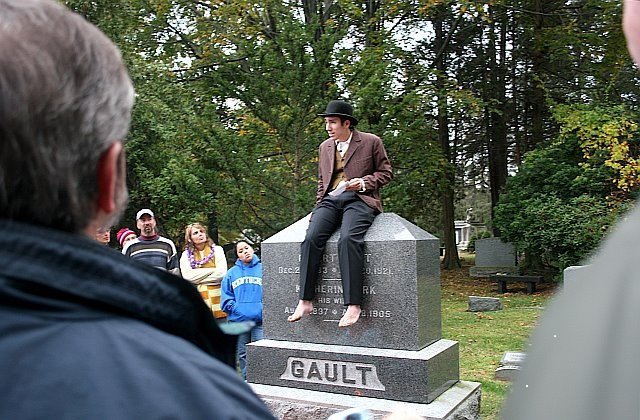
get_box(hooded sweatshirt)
[220,254,263,323]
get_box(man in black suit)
[288,100,393,327]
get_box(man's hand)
[345,178,365,192]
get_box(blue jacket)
[0,220,274,420]
[221,255,263,323]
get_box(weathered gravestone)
[248,213,480,419]
[468,296,502,312]
[469,237,518,277]
[495,351,526,382]
[562,265,592,292]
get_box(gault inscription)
[280,357,386,391]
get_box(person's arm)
[179,251,217,283]
[220,271,236,317]
[211,245,228,279]
[361,135,393,191]
[346,135,393,192]
[166,240,180,275]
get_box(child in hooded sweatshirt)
[220,241,263,380]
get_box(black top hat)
[318,100,358,126]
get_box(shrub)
[467,231,491,253]
[495,194,622,274]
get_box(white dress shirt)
[335,134,352,157]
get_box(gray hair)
[0,0,134,232]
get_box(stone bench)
[489,274,542,294]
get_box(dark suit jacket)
[316,129,393,213]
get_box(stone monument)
[562,264,591,291]
[248,213,480,418]
[495,351,526,382]
[468,296,502,312]
[469,237,518,277]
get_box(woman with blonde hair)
[180,223,228,320]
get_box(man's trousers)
[298,191,376,305]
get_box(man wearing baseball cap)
[123,208,178,273]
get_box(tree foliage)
[65,0,640,271]
[555,105,640,195]
[494,105,638,275]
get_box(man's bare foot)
[338,305,362,327]
[287,300,313,322]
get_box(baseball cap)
[136,208,154,220]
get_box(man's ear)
[96,142,124,214]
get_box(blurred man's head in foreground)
[0,0,134,235]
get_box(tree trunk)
[528,0,550,150]
[486,5,508,236]
[207,208,220,245]
[434,7,460,270]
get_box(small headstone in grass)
[495,351,526,381]
[468,296,502,312]
[501,351,526,366]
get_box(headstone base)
[469,266,518,277]
[251,381,481,420]
[495,365,520,381]
[247,339,459,404]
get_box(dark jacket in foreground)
[0,220,274,420]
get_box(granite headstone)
[470,237,517,277]
[261,213,442,350]
[468,296,502,312]
[248,213,463,406]
[562,265,591,291]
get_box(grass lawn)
[440,253,557,420]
